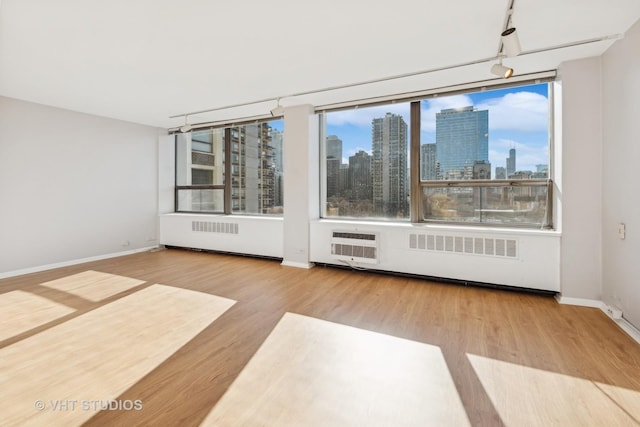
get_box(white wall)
[0,96,161,276]
[556,57,603,301]
[601,19,640,329]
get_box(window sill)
[314,218,560,237]
[161,213,283,221]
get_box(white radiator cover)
[192,220,239,235]
[311,220,560,292]
[160,214,283,258]
[159,215,560,292]
[409,233,518,259]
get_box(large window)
[176,129,225,212]
[321,82,552,228]
[175,120,284,215]
[321,103,411,220]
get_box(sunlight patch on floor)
[202,312,470,427]
[0,290,75,342]
[40,270,146,302]
[467,353,640,426]
[0,284,235,427]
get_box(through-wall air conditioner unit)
[330,231,379,265]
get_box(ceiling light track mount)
[169,28,619,127]
[270,98,284,117]
[179,115,192,133]
[491,0,521,79]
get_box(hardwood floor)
[2,283,234,426]
[201,312,471,426]
[1,248,639,426]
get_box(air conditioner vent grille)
[331,230,379,264]
[191,221,239,234]
[332,231,376,241]
[409,233,517,259]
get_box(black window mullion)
[174,133,179,212]
[224,127,232,214]
[410,101,421,223]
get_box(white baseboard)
[281,260,315,269]
[0,246,159,280]
[554,295,604,309]
[599,308,640,345]
[555,295,640,345]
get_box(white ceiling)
[1,0,639,129]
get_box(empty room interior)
[2,1,640,426]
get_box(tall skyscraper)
[270,129,284,207]
[188,123,274,214]
[339,164,349,195]
[372,113,408,217]
[506,148,516,178]
[349,150,372,201]
[435,106,488,178]
[270,129,283,173]
[326,135,343,199]
[420,143,438,180]
[230,123,275,214]
[326,157,340,198]
[326,135,343,162]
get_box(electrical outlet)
[618,223,626,240]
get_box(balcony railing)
[420,179,553,228]
[175,185,225,213]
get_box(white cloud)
[420,91,548,134]
[477,92,548,132]
[327,90,548,134]
[326,103,410,127]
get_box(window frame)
[174,128,230,214]
[319,78,555,229]
[173,118,283,216]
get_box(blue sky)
[322,83,549,174]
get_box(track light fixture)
[179,115,192,133]
[270,98,284,117]
[491,60,514,79]
[490,2,519,78]
[501,27,521,57]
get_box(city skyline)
[326,83,549,174]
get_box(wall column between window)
[223,128,232,214]
[282,104,318,268]
[410,101,421,222]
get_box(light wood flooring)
[1,248,639,426]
